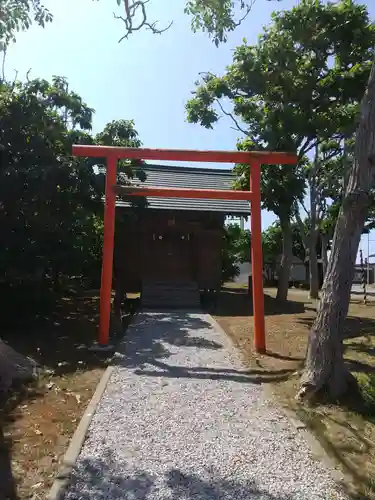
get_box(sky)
[5,0,375,261]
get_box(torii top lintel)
[72,145,297,165]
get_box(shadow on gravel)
[133,359,294,384]
[117,312,294,384]
[66,452,292,500]
[119,312,221,369]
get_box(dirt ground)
[0,293,130,500]
[213,286,375,500]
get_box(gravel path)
[65,311,347,500]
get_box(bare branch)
[11,69,18,90]
[233,0,255,28]
[115,0,173,42]
[300,199,310,218]
[215,98,250,137]
[316,198,327,223]
[1,48,6,82]
[294,204,309,251]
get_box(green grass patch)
[355,372,375,420]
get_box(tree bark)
[276,216,293,301]
[0,339,37,393]
[299,58,375,400]
[321,232,329,279]
[308,145,320,299]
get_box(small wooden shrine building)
[114,164,250,307]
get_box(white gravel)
[65,311,347,500]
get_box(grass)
[356,373,375,418]
[0,291,132,500]
[212,285,375,500]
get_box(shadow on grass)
[264,350,304,362]
[0,294,130,378]
[65,450,293,500]
[0,384,41,500]
[211,287,306,317]
[0,425,16,500]
[296,406,375,499]
[0,292,133,499]
[297,315,375,342]
[349,343,375,357]
[296,315,375,378]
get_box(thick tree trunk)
[276,216,293,301]
[299,58,375,400]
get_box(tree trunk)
[299,58,375,400]
[308,226,319,299]
[308,146,320,299]
[0,339,37,393]
[276,216,293,301]
[321,232,329,279]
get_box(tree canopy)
[0,0,258,49]
[185,0,375,299]
[0,0,53,49]
[0,74,142,320]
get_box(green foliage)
[355,373,375,418]
[187,0,375,153]
[185,0,254,46]
[262,222,305,263]
[234,139,306,220]
[0,0,254,49]
[186,0,375,289]
[0,0,53,50]
[94,119,145,180]
[221,223,250,282]
[0,77,97,284]
[107,0,254,45]
[0,74,142,322]
[226,223,251,262]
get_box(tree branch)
[232,0,255,28]
[1,48,6,82]
[300,199,310,218]
[116,0,173,42]
[294,204,309,252]
[215,98,250,137]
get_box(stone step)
[142,280,201,309]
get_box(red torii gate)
[72,145,297,353]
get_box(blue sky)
[5,0,375,260]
